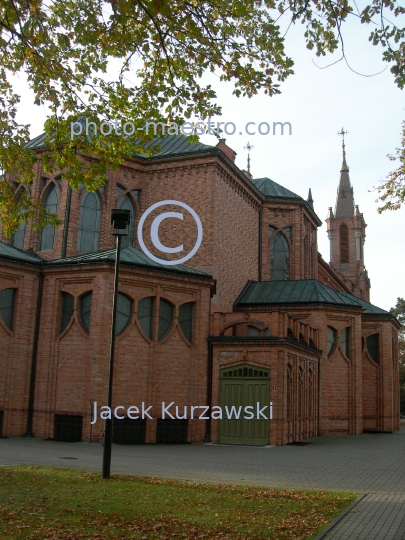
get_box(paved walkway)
[1,427,405,538]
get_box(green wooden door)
[219,365,270,445]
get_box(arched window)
[11,220,26,250]
[11,191,26,250]
[340,223,349,263]
[80,292,92,333]
[0,288,16,330]
[61,292,74,332]
[40,185,59,251]
[158,299,173,340]
[77,192,101,253]
[247,325,261,336]
[137,297,154,339]
[367,333,379,364]
[271,232,289,280]
[118,193,135,247]
[327,326,337,357]
[179,302,194,342]
[116,293,132,335]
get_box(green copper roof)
[47,245,211,277]
[0,241,44,264]
[139,134,214,158]
[24,131,215,157]
[251,178,303,200]
[338,292,391,317]
[24,132,47,150]
[237,280,363,309]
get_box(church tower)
[326,130,370,301]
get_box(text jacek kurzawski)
[91,402,273,424]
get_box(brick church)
[0,133,400,446]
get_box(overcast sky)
[13,11,404,311]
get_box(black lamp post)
[102,208,131,479]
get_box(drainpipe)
[317,354,322,436]
[204,340,213,443]
[258,207,262,281]
[61,183,72,259]
[25,268,44,437]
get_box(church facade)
[0,134,400,446]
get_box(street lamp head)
[111,209,130,231]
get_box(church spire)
[335,128,355,218]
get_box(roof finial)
[244,142,254,174]
[307,188,314,209]
[337,127,349,171]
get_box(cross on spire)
[337,127,349,160]
[244,142,254,174]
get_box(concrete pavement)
[1,427,404,538]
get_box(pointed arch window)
[179,302,194,342]
[340,327,350,357]
[137,297,154,339]
[116,293,132,336]
[340,223,349,263]
[158,299,173,340]
[271,232,289,280]
[80,292,92,333]
[327,326,337,357]
[78,192,101,253]
[117,193,135,247]
[11,221,26,250]
[61,292,74,332]
[11,191,26,250]
[40,185,59,251]
[367,333,379,364]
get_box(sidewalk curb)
[312,493,367,540]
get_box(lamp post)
[102,208,131,479]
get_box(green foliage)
[1,0,405,234]
[390,297,405,415]
[374,122,405,212]
[0,466,357,539]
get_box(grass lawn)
[0,466,356,539]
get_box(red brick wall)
[31,263,213,443]
[0,261,40,436]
